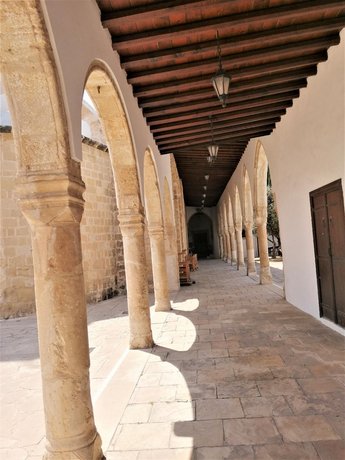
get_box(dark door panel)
[310,180,345,328]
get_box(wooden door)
[310,180,345,327]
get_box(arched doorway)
[188,212,213,259]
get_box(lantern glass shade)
[208,143,219,158]
[205,174,209,181]
[207,155,213,163]
[211,71,231,107]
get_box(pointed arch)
[143,147,164,227]
[84,63,154,344]
[233,186,245,268]
[143,148,171,311]
[1,0,71,171]
[254,141,269,220]
[254,141,272,284]
[226,193,237,265]
[243,165,254,226]
[243,165,257,274]
[163,177,180,291]
[85,62,142,212]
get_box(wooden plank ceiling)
[97,0,345,207]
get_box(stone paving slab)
[1,260,345,459]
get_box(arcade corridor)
[1,260,344,460]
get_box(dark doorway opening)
[188,212,213,259]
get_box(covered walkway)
[1,260,344,460]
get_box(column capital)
[16,166,85,226]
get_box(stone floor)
[1,260,344,460]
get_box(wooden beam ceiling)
[97,0,345,207]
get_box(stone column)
[222,229,229,262]
[225,230,232,263]
[179,180,188,254]
[164,223,180,292]
[18,167,103,460]
[118,209,154,349]
[229,227,237,266]
[148,225,171,311]
[256,216,273,284]
[222,225,228,262]
[219,233,224,259]
[244,223,256,275]
[235,223,245,269]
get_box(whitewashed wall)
[219,30,345,331]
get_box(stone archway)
[188,212,213,259]
[243,166,257,275]
[84,64,153,348]
[226,195,237,265]
[143,148,171,311]
[233,186,245,268]
[1,2,103,458]
[163,177,180,291]
[254,141,273,284]
[170,155,187,261]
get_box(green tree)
[267,184,281,258]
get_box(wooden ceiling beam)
[147,93,297,126]
[133,53,326,97]
[151,105,288,133]
[121,16,345,65]
[101,0,217,24]
[127,36,338,84]
[160,127,275,152]
[139,71,313,109]
[156,117,281,145]
[110,0,343,49]
[143,81,306,118]
[157,118,280,146]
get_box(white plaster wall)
[41,0,173,227]
[220,30,345,323]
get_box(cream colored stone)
[118,211,153,349]
[17,169,103,460]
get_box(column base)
[260,266,273,285]
[247,263,257,275]
[226,258,231,264]
[155,300,172,312]
[44,433,103,460]
[130,333,154,350]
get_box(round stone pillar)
[257,223,273,284]
[235,225,245,269]
[219,233,224,259]
[148,225,171,311]
[256,208,272,284]
[225,230,232,263]
[229,229,237,266]
[18,168,103,460]
[244,223,257,275]
[118,210,154,349]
